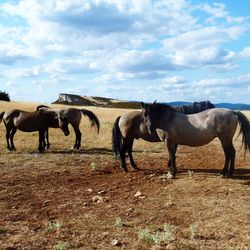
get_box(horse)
[36,105,100,149]
[0,109,70,152]
[174,101,215,114]
[141,101,250,178]
[112,101,215,171]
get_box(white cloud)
[239,46,250,58]
[195,74,250,87]
[0,42,39,65]
[3,65,43,79]
[0,0,250,103]
[110,50,179,72]
[162,26,242,69]
[44,58,99,75]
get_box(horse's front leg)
[126,139,139,170]
[45,129,50,149]
[166,141,177,178]
[9,128,17,151]
[72,127,81,149]
[38,130,46,152]
[5,127,12,150]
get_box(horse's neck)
[155,109,175,130]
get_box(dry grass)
[0,101,250,249]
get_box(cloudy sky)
[0,0,250,104]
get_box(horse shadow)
[46,147,113,155]
[140,166,250,184]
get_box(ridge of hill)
[52,93,250,110]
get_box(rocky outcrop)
[54,93,93,105]
[53,93,141,109]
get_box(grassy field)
[0,101,249,249]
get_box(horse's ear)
[141,102,146,109]
[152,100,157,107]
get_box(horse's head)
[199,101,215,111]
[141,100,157,134]
[206,101,215,109]
[58,114,70,136]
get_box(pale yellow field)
[0,100,249,153]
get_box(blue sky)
[0,0,250,104]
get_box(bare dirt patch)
[0,102,249,249]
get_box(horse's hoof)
[121,166,128,172]
[167,172,175,179]
[221,171,231,177]
[132,165,140,171]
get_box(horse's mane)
[36,105,51,111]
[153,103,174,111]
[149,103,175,117]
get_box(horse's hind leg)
[120,141,128,172]
[127,139,139,170]
[228,145,236,176]
[221,141,235,177]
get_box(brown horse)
[141,101,250,178]
[0,109,70,152]
[112,101,215,171]
[36,105,100,149]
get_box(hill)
[53,93,250,110]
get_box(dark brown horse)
[112,101,215,171]
[0,109,70,152]
[141,101,250,178]
[174,101,215,113]
[36,105,100,149]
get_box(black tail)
[234,111,250,155]
[0,112,5,123]
[80,109,100,133]
[112,116,122,158]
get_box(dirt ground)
[0,103,250,249]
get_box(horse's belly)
[14,119,38,132]
[18,127,37,132]
[177,133,215,147]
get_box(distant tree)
[0,91,10,101]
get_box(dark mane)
[149,103,175,117]
[36,104,51,111]
[174,100,215,114]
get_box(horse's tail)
[234,111,250,155]
[36,104,51,111]
[112,116,122,159]
[80,109,100,133]
[0,112,5,123]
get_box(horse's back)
[167,108,237,146]
[3,109,26,122]
[188,108,237,139]
[205,108,238,136]
[62,108,83,125]
[119,111,142,136]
